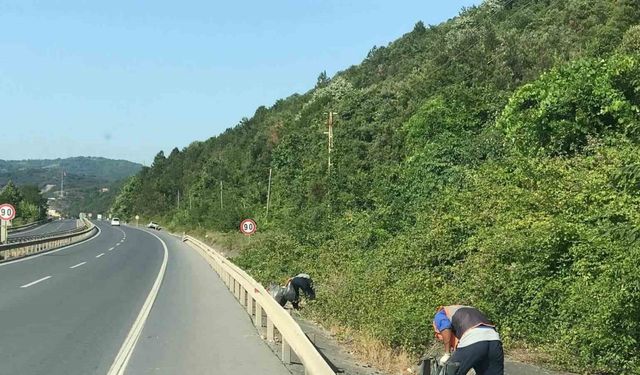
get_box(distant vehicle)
[111,218,120,226]
[97,214,103,220]
[147,222,161,230]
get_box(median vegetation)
[113,1,640,373]
[0,181,47,225]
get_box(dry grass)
[175,228,256,258]
[325,325,419,375]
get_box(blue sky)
[1,0,480,165]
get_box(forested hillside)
[0,157,142,187]
[113,1,640,373]
[0,157,142,217]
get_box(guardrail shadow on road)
[183,235,336,375]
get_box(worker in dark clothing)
[285,273,316,309]
[433,305,504,375]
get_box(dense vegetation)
[0,182,47,224]
[64,180,127,217]
[113,1,640,373]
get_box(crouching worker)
[286,273,316,309]
[433,305,504,375]
[270,273,316,309]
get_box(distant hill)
[0,157,142,187]
[0,157,143,216]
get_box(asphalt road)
[8,219,79,240]
[0,222,290,375]
[0,221,163,375]
[124,229,290,375]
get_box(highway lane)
[125,229,290,375]
[8,219,79,239]
[0,221,165,375]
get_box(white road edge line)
[70,262,87,269]
[0,225,102,267]
[107,229,168,375]
[108,247,115,251]
[115,243,120,247]
[96,253,105,258]
[20,275,52,288]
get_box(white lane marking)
[115,243,120,247]
[70,262,87,269]
[108,247,115,251]
[20,276,52,288]
[52,221,65,232]
[96,253,105,258]
[0,225,102,267]
[107,230,169,375]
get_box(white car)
[147,222,161,230]
[111,218,120,226]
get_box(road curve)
[0,221,164,375]
[124,229,290,375]
[0,222,291,375]
[8,219,79,240]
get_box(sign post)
[135,215,140,228]
[0,203,17,244]
[239,219,257,236]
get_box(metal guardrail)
[0,218,98,263]
[7,221,85,244]
[183,235,336,375]
[7,219,50,234]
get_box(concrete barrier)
[183,235,336,375]
[0,218,98,263]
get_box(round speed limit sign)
[240,219,257,236]
[0,203,16,221]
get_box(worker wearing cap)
[433,305,504,375]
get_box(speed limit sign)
[240,219,257,236]
[0,203,16,221]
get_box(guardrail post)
[267,317,275,342]
[282,338,292,364]
[234,281,241,300]
[247,294,254,316]
[255,304,263,329]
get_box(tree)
[0,181,23,206]
[619,25,640,55]
[316,71,329,88]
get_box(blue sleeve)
[434,310,452,332]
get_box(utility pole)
[324,112,337,175]
[266,168,272,221]
[177,190,181,210]
[220,181,223,210]
[60,169,64,198]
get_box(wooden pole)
[220,181,223,210]
[266,168,272,220]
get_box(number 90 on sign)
[0,203,16,221]
[240,219,257,235]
